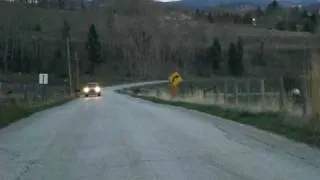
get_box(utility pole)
[66,36,73,96]
[62,19,73,96]
[75,51,80,91]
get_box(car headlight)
[95,86,101,92]
[83,87,89,93]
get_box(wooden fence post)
[279,77,285,113]
[260,79,265,110]
[224,79,228,105]
[246,78,250,106]
[234,79,239,107]
[302,75,310,117]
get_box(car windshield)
[87,83,98,87]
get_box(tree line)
[195,37,244,77]
[6,0,93,11]
[0,21,247,82]
[195,0,319,33]
[0,21,102,78]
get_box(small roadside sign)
[39,73,48,85]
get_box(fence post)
[302,75,310,117]
[23,84,27,101]
[279,77,285,113]
[214,85,218,105]
[190,84,194,96]
[202,88,206,99]
[234,79,239,108]
[260,79,265,109]
[224,79,228,105]
[156,88,160,98]
[246,78,250,106]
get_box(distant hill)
[157,0,320,9]
[304,2,320,11]
[213,2,259,14]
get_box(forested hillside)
[0,0,317,84]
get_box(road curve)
[1,82,320,180]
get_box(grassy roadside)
[0,97,74,129]
[118,90,320,148]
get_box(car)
[82,82,102,97]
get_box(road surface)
[1,82,320,180]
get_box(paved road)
[1,82,320,180]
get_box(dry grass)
[0,96,73,129]
[141,88,304,117]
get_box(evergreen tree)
[301,12,318,33]
[310,12,318,25]
[228,43,238,76]
[303,20,317,33]
[195,9,200,17]
[256,6,263,17]
[207,37,221,72]
[236,36,244,75]
[257,41,266,66]
[85,24,102,75]
[266,0,279,13]
[228,38,244,76]
[301,10,309,19]
[242,12,253,24]
[208,12,214,23]
[237,37,244,61]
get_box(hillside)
[0,2,313,41]
[161,0,320,8]
[0,1,317,80]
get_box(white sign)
[39,73,48,84]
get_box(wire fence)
[0,81,69,106]
[134,76,315,125]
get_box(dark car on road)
[82,82,102,97]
